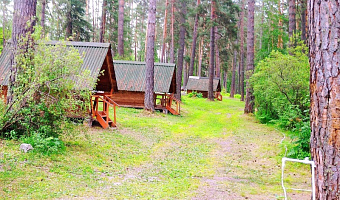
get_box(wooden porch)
[90,93,119,129]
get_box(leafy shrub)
[251,42,310,158]
[22,132,65,155]
[188,91,203,98]
[0,31,95,153]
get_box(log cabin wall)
[112,91,145,107]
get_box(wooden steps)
[91,94,119,129]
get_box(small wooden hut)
[112,60,180,115]
[0,41,118,128]
[186,76,222,101]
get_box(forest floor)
[0,94,311,199]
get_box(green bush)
[188,91,203,98]
[251,42,310,158]
[0,31,95,153]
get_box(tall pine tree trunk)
[239,0,245,101]
[230,40,238,98]
[188,0,200,77]
[8,0,37,104]
[215,27,220,78]
[244,0,255,113]
[144,0,156,111]
[175,0,186,100]
[208,0,216,101]
[309,0,340,198]
[118,0,124,57]
[300,0,307,41]
[66,2,72,38]
[161,0,169,63]
[41,0,46,37]
[288,0,296,38]
[170,0,175,63]
[198,36,203,77]
[99,0,107,43]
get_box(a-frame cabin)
[186,76,223,101]
[0,41,119,129]
[112,60,180,115]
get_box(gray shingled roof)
[0,41,111,89]
[114,60,176,93]
[186,76,221,92]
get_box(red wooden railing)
[90,94,119,129]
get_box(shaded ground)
[0,96,311,199]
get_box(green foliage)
[251,42,310,158]
[21,132,66,155]
[188,91,203,98]
[0,33,95,153]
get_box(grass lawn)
[0,95,311,199]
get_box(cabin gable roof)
[113,60,176,93]
[0,41,117,92]
[186,76,221,92]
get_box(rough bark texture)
[188,0,200,77]
[40,0,46,37]
[301,0,307,41]
[8,0,37,104]
[2,2,6,45]
[215,27,220,78]
[244,0,254,113]
[170,0,175,63]
[239,0,245,101]
[66,2,72,38]
[208,0,215,101]
[198,37,203,77]
[100,0,107,43]
[144,0,156,111]
[175,0,186,100]
[230,41,238,98]
[161,0,169,63]
[118,0,124,57]
[309,0,340,198]
[288,0,296,38]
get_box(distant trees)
[144,0,156,111]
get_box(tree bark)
[175,0,186,100]
[230,40,238,98]
[198,36,203,77]
[66,1,72,38]
[309,0,340,198]
[188,0,200,77]
[118,0,124,57]
[288,0,296,38]
[2,1,6,45]
[215,27,220,78]
[240,0,245,101]
[40,0,46,37]
[300,0,307,41]
[144,0,156,111]
[8,0,37,104]
[99,0,107,43]
[161,0,169,63]
[244,0,255,113]
[208,0,216,101]
[170,0,175,63]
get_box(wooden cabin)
[112,60,180,115]
[0,41,119,128]
[186,76,223,101]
